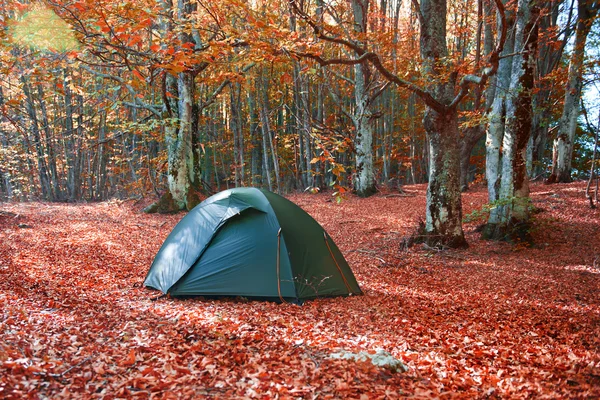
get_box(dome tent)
[144,187,361,303]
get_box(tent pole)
[276,228,288,303]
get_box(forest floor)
[0,182,599,399]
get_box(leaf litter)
[0,182,599,398]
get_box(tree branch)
[81,65,162,117]
[448,0,507,109]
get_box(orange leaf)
[122,349,136,366]
[132,70,145,81]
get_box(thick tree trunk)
[485,1,515,204]
[416,0,467,248]
[548,1,597,183]
[353,63,377,197]
[484,0,539,242]
[147,0,203,213]
[423,107,468,248]
[166,72,195,209]
[350,0,377,197]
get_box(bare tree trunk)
[36,85,61,200]
[0,87,13,200]
[259,102,273,191]
[585,108,599,207]
[230,82,243,187]
[424,106,467,247]
[548,1,599,183]
[350,0,377,197]
[419,0,468,248]
[353,62,377,197]
[486,0,515,204]
[259,72,281,192]
[248,84,261,187]
[63,68,78,201]
[484,0,539,242]
[22,78,52,200]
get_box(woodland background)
[1,1,600,398]
[0,0,598,247]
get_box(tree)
[290,0,506,248]
[548,0,600,183]
[483,0,540,242]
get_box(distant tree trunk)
[95,110,108,199]
[459,127,483,191]
[63,68,78,201]
[230,82,244,187]
[484,0,539,242]
[22,78,52,200]
[486,0,515,205]
[353,62,377,197]
[459,0,493,192]
[36,85,61,200]
[248,83,261,187]
[259,71,281,192]
[74,94,85,200]
[548,0,599,183]
[259,98,273,191]
[351,0,377,197]
[0,87,13,200]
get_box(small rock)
[330,349,408,373]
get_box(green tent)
[144,187,362,303]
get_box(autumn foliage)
[1,182,599,398]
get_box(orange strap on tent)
[276,228,288,303]
[323,232,353,294]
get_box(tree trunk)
[248,83,261,187]
[230,82,244,187]
[22,78,52,200]
[548,1,598,183]
[484,0,539,242]
[259,72,280,192]
[419,0,468,248]
[459,127,484,191]
[351,0,377,197]
[36,85,61,200]
[423,107,468,248]
[485,0,515,204]
[353,62,377,197]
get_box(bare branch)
[80,65,162,117]
[448,0,507,109]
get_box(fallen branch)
[351,249,387,265]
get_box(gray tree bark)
[484,0,539,242]
[548,0,599,183]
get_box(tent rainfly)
[144,188,362,303]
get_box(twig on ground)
[351,249,387,265]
